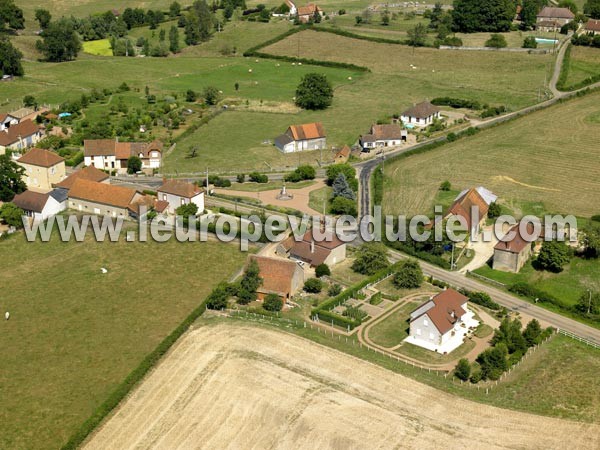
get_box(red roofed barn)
[275,122,326,153]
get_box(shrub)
[536,240,571,272]
[439,180,451,191]
[330,196,357,216]
[315,263,331,278]
[392,259,423,289]
[485,33,508,48]
[203,86,221,105]
[488,201,501,218]
[263,293,283,312]
[522,36,537,49]
[431,97,482,110]
[236,173,245,183]
[343,305,368,320]
[454,358,471,381]
[304,277,323,293]
[205,282,230,310]
[352,242,389,275]
[468,291,501,310]
[249,172,268,183]
[328,284,342,297]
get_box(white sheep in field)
[101,268,108,274]
[5,312,9,320]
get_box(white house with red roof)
[405,288,479,353]
[157,179,205,214]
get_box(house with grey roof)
[400,101,441,128]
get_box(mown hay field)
[381,91,600,218]
[565,45,600,88]
[0,231,247,449]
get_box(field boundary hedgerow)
[556,44,600,91]
[243,25,435,72]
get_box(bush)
[330,196,357,216]
[203,86,221,105]
[431,97,481,110]
[467,291,501,310]
[454,358,471,381]
[236,173,245,183]
[487,201,501,218]
[263,293,283,311]
[481,105,507,118]
[315,263,331,278]
[249,172,268,183]
[304,277,323,293]
[392,259,423,289]
[485,33,507,48]
[205,282,230,310]
[352,242,389,275]
[328,283,342,297]
[522,36,537,49]
[439,180,451,191]
[536,240,571,272]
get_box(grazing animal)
[101,268,108,274]
[5,312,9,320]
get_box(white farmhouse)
[157,179,205,215]
[274,123,326,153]
[12,189,67,223]
[400,101,441,128]
[405,288,479,353]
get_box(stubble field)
[84,323,600,449]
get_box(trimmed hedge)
[61,292,213,449]
[431,97,482,110]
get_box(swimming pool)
[535,37,558,44]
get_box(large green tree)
[584,0,600,19]
[0,202,24,228]
[392,259,423,289]
[0,0,24,31]
[536,240,571,272]
[36,18,82,62]
[184,0,215,45]
[0,37,23,76]
[295,73,334,110]
[0,154,26,201]
[583,225,600,258]
[452,0,516,32]
[34,8,52,29]
[521,0,547,29]
[237,259,262,304]
[326,163,358,191]
[352,242,390,275]
[332,173,356,200]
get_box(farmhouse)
[17,148,66,192]
[157,179,205,214]
[278,229,347,267]
[83,139,163,173]
[536,7,574,32]
[334,145,351,164]
[585,19,600,35]
[9,107,48,123]
[275,123,326,153]
[0,119,43,154]
[296,3,323,22]
[54,165,110,191]
[445,187,495,236]
[12,189,67,223]
[493,222,536,273]
[360,124,406,151]
[405,289,479,353]
[400,101,441,128]
[249,255,305,300]
[68,178,144,218]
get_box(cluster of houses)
[534,6,575,32]
[274,100,441,155]
[10,146,202,224]
[83,138,163,174]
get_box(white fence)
[557,328,600,350]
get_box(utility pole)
[588,289,592,314]
[206,167,209,196]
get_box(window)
[50,167,55,174]
[416,328,421,336]
[162,194,167,201]
[429,332,435,340]
[423,319,428,327]
[181,198,185,205]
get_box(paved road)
[386,249,600,346]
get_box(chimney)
[162,177,167,184]
[310,240,315,254]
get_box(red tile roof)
[84,139,116,157]
[17,148,64,167]
[288,122,326,140]
[402,101,440,120]
[12,190,50,213]
[0,120,40,147]
[158,179,203,198]
[537,6,575,19]
[55,165,110,190]
[84,139,163,159]
[446,188,489,232]
[494,222,537,254]
[335,145,351,159]
[250,255,302,296]
[585,19,600,32]
[297,3,322,15]
[69,178,139,209]
[413,289,468,334]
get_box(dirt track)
[84,323,599,449]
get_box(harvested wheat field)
[84,323,599,450]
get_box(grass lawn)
[474,323,494,339]
[368,300,420,348]
[564,45,600,89]
[474,258,600,308]
[329,257,366,286]
[82,39,113,56]
[398,337,477,363]
[381,91,600,218]
[263,30,553,110]
[0,230,247,450]
[308,185,333,213]
[375,278,439,299]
